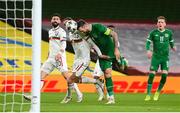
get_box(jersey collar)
[158,28,166,33]
[52,26,60,30]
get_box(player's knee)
[149,71,156,74]
[67,75,75,84]
[104,68,112,78]
[41,71,48,79]
[62,72,69,80]
[162,70,168,74]
[67,78,73,84]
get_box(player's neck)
[158,28,165,32]
[89,24,92,32]
[53,25,60,30]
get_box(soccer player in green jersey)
[145,16,176,101]
[77,20,121,104]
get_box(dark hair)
[63,17,73,21]
[51,13,61,19]
[107,25,115,28]
[157,16,166,22]
[77,19,87,29]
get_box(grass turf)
[1,92,180,112]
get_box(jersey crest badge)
[165,33,169,37]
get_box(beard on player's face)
[51,22,59,28]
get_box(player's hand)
[99,55,110,60]
[55,53,62,61]
[114,47,120,61]
[147,50,152,59]
[172,47,177,52]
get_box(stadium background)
[0,0,180,93]
[0,0,180,111]
[41,0,180,93]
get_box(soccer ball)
[65,20,77,33]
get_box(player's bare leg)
[61,72,83,103]
[24,71,48,101]
[68,73,104,94]
[154,70,168,101]
[104,68,115,104]
[145,71,156,101]
[94,76,105,101]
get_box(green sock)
[157,73,167,92]
[105,77,114,96]
[147,84,152,95]
[147,73,155,95]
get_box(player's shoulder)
[58,26,66,33]
[150,29,158,34]
[49,26,66,32]
[165,28,173,34]
[93,23,105,28]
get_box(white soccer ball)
[65,20,77,33]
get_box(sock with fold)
[105,77,114,96]
[157,73,167,92]
[147,73,155,95]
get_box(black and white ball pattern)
[65,20,77,33]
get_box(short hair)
[63,17,73,21]
[157,16,166,22]
[51,13,61,19]
[107,25,115,28]
[77,19,87,29]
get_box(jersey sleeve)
[61,30,67,38]
[59,41,67,54]
[169,31,175,48]
[96,24,111,36]
[145,31,153,51]
[86,38,102,56]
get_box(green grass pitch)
[1,92,180,112]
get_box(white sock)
[66,83,73,97]
[109,95,114,99]
[81,76,96,83]
[95,84,103,96]
[73,83,82,97]
[40,80,44,89]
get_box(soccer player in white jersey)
[24,13,82,103]
[62,18,107,102]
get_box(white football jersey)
[68,30,83,41]
[48,26,66,58]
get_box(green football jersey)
[89,23,115,58]
[146,29,174,57]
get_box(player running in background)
[63,18,105,102]
[24,13,82,103]
[77,20,121,104]
[145,16,176,101]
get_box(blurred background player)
[63,18,105,102]
[145,16,176,101]
[77,19,121,104]
[24,13,82,103]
